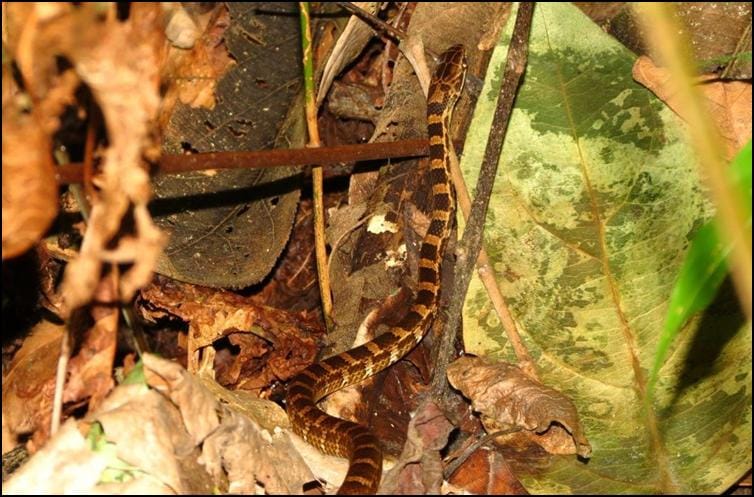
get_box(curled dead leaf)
[447,446,529,495]
[141,354,309,494]
[316,2,380,106]
[55,3,167,315]
[2,64,78,259]
[632,55,752,159]
[447,356,592,459]
[63,276,119,411]
[5,353,308,493]
[380,400,454,494]
[1,320,65,454]
[138,277,320,387]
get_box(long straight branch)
[300,2,334,327]
[55,139,430,185]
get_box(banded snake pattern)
[286,44,467,494]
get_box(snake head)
[428,44,468,110]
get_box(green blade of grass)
[649,140,752,396]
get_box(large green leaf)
[460,3,752,494]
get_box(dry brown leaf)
[447,447,529,495]
[143,353,220,446]
[63,277,119,410]
[1,106,59,259]
[1,49,77,259]
[138,277,320,387]
[379,400,454,494]
[91,383,200,493]
[447,356,592,459]
[316,2,380,105]
[202,407,312,494]
[161,3,234,113]
[1,320,64,454]
[56,3,167,314]
[7,353,305,493]
[632,55,752,159]
[142,354,308,494]
[196,373,290,434]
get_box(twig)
[300,3,334,329]
[442,429,510,480]
[334,2,407,43]
[50,327,71,436]
[82,100,99,204]
[55,138,430,185]
[334,2,449,64]
[430,3,535,395]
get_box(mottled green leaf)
[650,140,752,396]
[460,3,751,494]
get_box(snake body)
[286,45,467,494]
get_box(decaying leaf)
[138,277,321,384]
[316,2,379,105]
[4,353,309,494]
[63,276,120,410]
[448,356,591,458]
[446,446,529,495]
[380,400,455,494]
[155,3,302,290]
[1,320,64,454]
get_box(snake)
[286,45,467,494]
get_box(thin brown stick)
[50,328,71,436]
[82,102,99,203]
[335,2,407,43]
[442,429,510,480]
[55,138,430,185]
[334,2,446,62]
[300,3,334,328]
[431,2,535,395]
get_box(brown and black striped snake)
[286,45,467,494]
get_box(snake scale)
[286,45,467,494]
